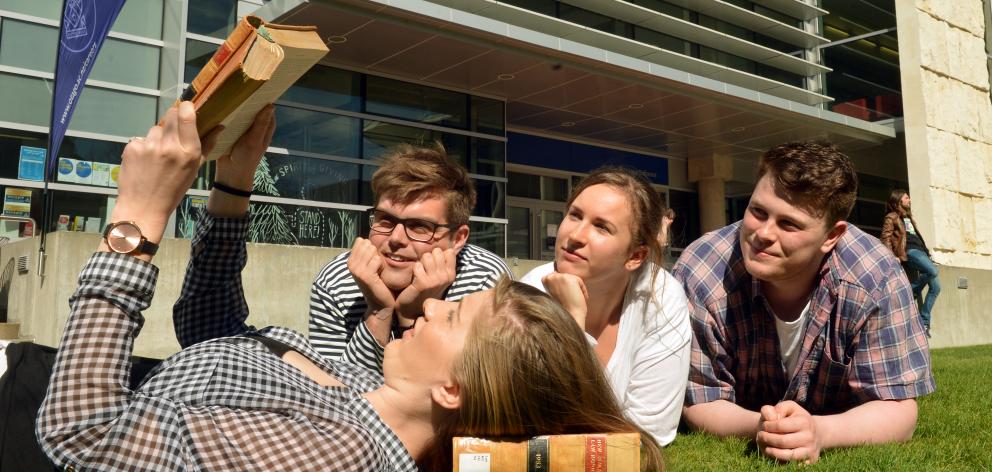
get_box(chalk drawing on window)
[249,156,297,244]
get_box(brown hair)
[756,141,858,226]
[420,278,664,471]
[568,166,665,270]
[887,189,909,217]
[371,143,476,227]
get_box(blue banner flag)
[47,0,127,178]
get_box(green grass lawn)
[664,344,992,471]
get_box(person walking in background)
[657,207,676,250]
[881,189,939,337]
[520,167,691,447]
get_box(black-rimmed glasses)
[368,209,456,242]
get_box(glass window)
[506,206,530,259]
[474,179,505,218]
[184,38,217,84]
[0,73,54,127]
[499,0,557,16]
[280,66,360,111]
[507,171,540,199]
[558,4,633,38]
[187,0,238,39]
[234,202,365,248]
[0,19,56,72]
[91,38,160,89]
[471,96,504,135]
[360,165,377,206]
[0,128,46,180]
[113,0,164,39]
[361,120,467,161]
[73,87,157,137]
[0,185,43,240]
[471,138,505,177]
[50,190,111,234]
[668,189,699,249]
[187,199,375,246]
[252,154,364,204]
[634,26,690,55]
[0,19,159,89]
[630,0,686,18]
[365,75,468,129]
[469,221,505,257]
[539,209,563,260]
[541,176,569,202]
[0,0,59,19]
[272,107,360,157]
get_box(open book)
[453,433,640,471]
[182,15,328,160]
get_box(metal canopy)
[260,0,894,171]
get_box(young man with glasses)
[309,144,511,372]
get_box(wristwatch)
[102,221,159,256]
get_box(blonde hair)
[371,143,476,227]
[420,278,664,471]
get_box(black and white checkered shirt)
[309,244,511,373]
[37,215,417,471]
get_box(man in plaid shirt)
[672,142,934,464]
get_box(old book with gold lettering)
[453,433,640,471]
[180,15,328,160]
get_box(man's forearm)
[817,399,917,449]
[684,400,762,438]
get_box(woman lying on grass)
[35,102,663,471]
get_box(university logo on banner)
[47,0,127,178]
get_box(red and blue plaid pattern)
[672,222,935,414]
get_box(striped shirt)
[37,214,417,471]
[309,244,511,372]
[672,221,935,414]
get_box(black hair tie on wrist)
[212,181,252,198]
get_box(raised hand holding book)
[181,15,328,160]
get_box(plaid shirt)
[672,222,935,414]
[37,213,417,471]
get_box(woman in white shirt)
[521,167,692,446]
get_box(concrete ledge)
[1,233,546,359]
[5,232,980,358]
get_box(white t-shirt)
[520,262,692,446]
[773,299,813,378]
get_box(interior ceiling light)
[327,35,347,44]
[628,103,644,109]
[497,73,515,80]
[561,121,575,127]
[731,126,746,132]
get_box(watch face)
[107,222,142,254]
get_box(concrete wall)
[1,233,343,358]
[927,264,992,348]
[1,233,548,359]
[897,0,992,270]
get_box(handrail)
[0,215,42,276]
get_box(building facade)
[0,1,990,348]
[0,0,922,255]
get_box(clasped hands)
[348,238,457,330]
[756,401,824,464]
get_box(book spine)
[183,16,257,101]
[585,435,607,472]
[527,437,549,472]
[195,71,266,135]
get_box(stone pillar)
[896,0,992,270]
[688,154,734,234]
